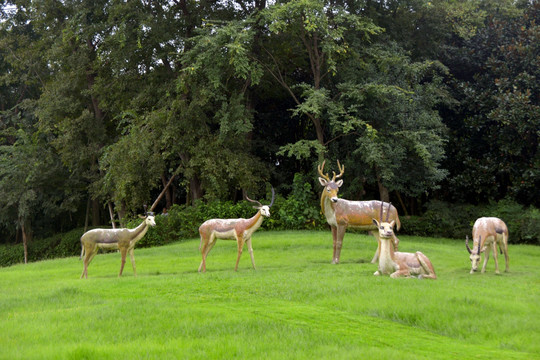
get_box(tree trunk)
[395,191,409,216]
[20,218,32,264]
[22,226,28,264]
[117,201,127,228]
[108,202,116,229]
[189,175,203,205]
[377,174,390,203]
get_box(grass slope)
[0,231,539,359]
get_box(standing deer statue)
[198,187,275,272]
[80,209,156,279]
[466,217,509,274]
[373,202,437,279]
[318,160,401,264]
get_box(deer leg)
[129,248,137,276]
[81,244,97,279]
[203,238,217,272]
[246,237,256,270]
[416,252,437,279]
[390,269,411,278]
[235,235,245,271]
[198,235,209,273]
[481,246,490,273]
[334,225,347,264]
[502,234,509,272]
[119,246,128,277]
[331,226,338,264]
[199,234,216,273]
[492,244,500,274]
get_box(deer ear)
[389,220,395,228]
[319,177,328,186]
[336,179,343,187]
[372,219,379,227]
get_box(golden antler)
[332,160,345,181]
[318,160,331,182]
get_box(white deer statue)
[198,188,275,272]
[318,160,401,264]
[80,210,156,278]
[466,217,509,274]
[373,202,437,279]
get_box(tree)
[260,0,382,160]
[442,1,539,206]
[0,108,78,261]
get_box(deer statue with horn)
[373,202,437,279]
[466,217,509,274]
[198,187,275,272]
[318,160,401,264]
[80,206,156,278]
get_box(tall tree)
[260,0,382,160]
[442,1,538,206]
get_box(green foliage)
[0,227,83,267]
[277,140,326,160]
[277,174,325,230]
[1,0,539,247]
[401,199,540,245]
[443,2,540,206]
[338,43,451,198]
[3,194,538,267]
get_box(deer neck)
[378,235,397,272]
[243,210,263,236]
[320,191,337,225]
[129,220,150,245]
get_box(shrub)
[400,199,539,244]
[277,174,326,230]
[0,243,24,267]
[2,193,537,267]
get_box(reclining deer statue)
[373,202,437,279]
[198,188,275,272]
[80,209,156,278]
[466,217,509,274]
[318,160,401,264]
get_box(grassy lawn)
[0,230,539,359]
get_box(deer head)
[372,202,396,239]
[466,235,482,272]
[139,205,156,225]
[318,160,345,203]
[246,186,275,217]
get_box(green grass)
[1,231,539,359]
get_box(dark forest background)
[1,0,539,256]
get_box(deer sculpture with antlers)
[198,188,275,272]
[80,208,156,278]
[373,202,437,279]
[466,217,509,274]
[318,160,401,264]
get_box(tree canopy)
[0,0,538,244]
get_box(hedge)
[1,178,538,267]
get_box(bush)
[0,227,84,267]
[401,199,539,245]
[2,193,537,267]
[277,174,326,230]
